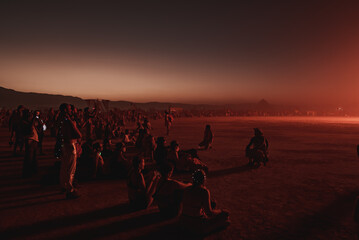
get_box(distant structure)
[85,99,110,112]
[169,107,183,114]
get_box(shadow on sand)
[256,191,359,240]
[208,164,252,178]
[0,202,136,239]
[54,211,169,240]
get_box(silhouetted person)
[10,105,25,156]
[142,128,156,162]
[22,109,39,178]
[154,137,168,167]
[357,145,359,157]
[246,128,269,166]
[154,163,191,218]
[198,124,213,150]
[142,118,152,131]
[76,139,95,181]
[92,142,105,178]
[127,156,160,210]
[168,140,208,173]
[164,110,173,135]
[123,129,135,145]
[111,142,130,178]
[58,103,82,199]
[33,110,45,155]
[179,169,230,235]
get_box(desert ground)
[1,116,359,240]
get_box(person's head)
[192,169,206,186]
[170,140,179,152]
[132,156,145,170]
[159,163,174,179]
[254,128,263,137]
[205,125,211,130]
[71,105,78,114]
[116,142,126,153]
[59,103,71,115]
[33,110,40,118]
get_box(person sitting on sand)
[198,124,213,150]
[153,163,191,218]
[168,141,208,173]
[179,169,230,235]
[127,156,160,210]
[154,137,168,167]
[246,128,269,166]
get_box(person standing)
[164,111,173,136]
[58,103,82,199]
[22,109,39,178]
[33,110,45,155]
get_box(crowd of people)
[1,102,281,236]
[5,102,359,236]
[3,103,236,236]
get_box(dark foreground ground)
[1,117,359,240]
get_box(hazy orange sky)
[0,1,358,106]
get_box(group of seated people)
[75,139,130,180]
[127,156,230,235]
[75,127,209,181]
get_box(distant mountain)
[0,86,87,109]
[0,86,305,113]
[0,86,224,110]
[105,100,224,111]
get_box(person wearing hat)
[179,169,230,235]
[245,128,269,166]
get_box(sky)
[0,1,358,107]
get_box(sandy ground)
[1,116,359,240]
